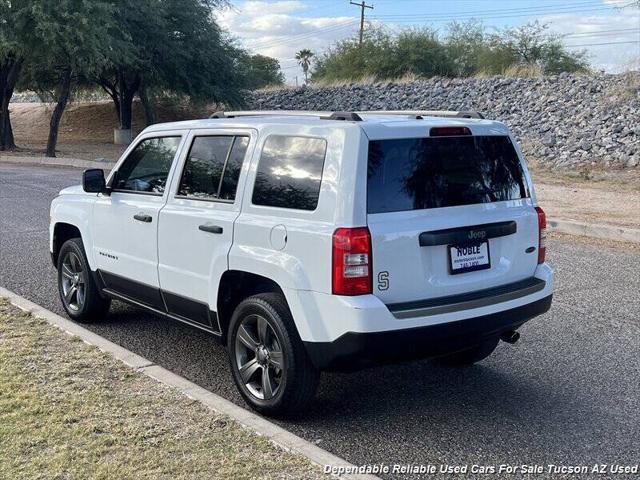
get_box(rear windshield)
[367,135,529,214]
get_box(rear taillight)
[535,206,546,264]
[332,227,372,296]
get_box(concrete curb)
[0,286,378,480]
[548,219,640,244]
[0,155,116,171]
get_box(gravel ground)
[1,163,639,479]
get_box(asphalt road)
[1,163,639,479]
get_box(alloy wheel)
[234,314,285,400]
[60,251,86,312]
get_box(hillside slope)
[250,73,640,171]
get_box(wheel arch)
[52,222,83,268]
[217,270,290,342]
[50,194,96,269]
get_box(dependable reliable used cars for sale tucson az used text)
[49,110,554,415]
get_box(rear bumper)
[304,294,552,371]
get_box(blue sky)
[217,0,640,83]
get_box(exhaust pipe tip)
[501,330,520,344]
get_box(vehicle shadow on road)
[295,352,615,459]
[89,303,632,465]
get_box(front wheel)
[57,238,110,322]
[228,293,319,416]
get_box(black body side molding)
[95,270,221,336]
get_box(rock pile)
[250,73,639,170]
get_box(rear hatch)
[366,130,539,305]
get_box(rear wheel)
[57,238,110,322]
[437,338,499,366]
[228,293,319,416]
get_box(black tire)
[227,293,319,416]
[437,338,500,366]
[57,238,110,322]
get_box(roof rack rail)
[359,110,485,119]
[208,110,483,121]
[209,110,362,122]
[208,110,363,121]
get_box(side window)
[178,135,249,201]
[252,136,327,211]
[114,137,181,194]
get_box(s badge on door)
[378,271,389,291]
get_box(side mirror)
[83,169,106,193]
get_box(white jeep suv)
[49,110,554,415]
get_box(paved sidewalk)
[0,154,116,170]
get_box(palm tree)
[295,49,314,83]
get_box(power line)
[563,28,640,37]
[563,31,640,40]
[565,40,640,47]
[370,5,619,22]
[244,1,637,54]
[259,26,639,53]
[249,20,358,49]
[372,0,603,18]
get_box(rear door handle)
[133,213,153,223]
[199,224,223,234]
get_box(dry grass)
[0,299,323,480]
[501,63,544,78]
[306,74,381,88]
[604,71,640,104]
[269,72,428,90]
[474,63,544,79]
[5,100,209,160]
[255,83,296,93]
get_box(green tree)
[312,27,394,82]
[312,27,450,81]
[445,20,488,77]
[21,0,115,157]
[482,22,589,75]
[95,0,243,132]
[295,49,314,83]
[0,1,30,150]
[389,28,453,78]
[312,21,589,82]
[240,54,285,90]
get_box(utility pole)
[350,1,373,46]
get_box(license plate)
[448,241,490,274]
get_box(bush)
[311,21,589,83]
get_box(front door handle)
[199,224,223,234]
[133,213,152,223]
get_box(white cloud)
[602,0,636,5]
[217,1,356,84]
[240,0,307,15]
[218,1,639,83]
[541,5,640,73]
